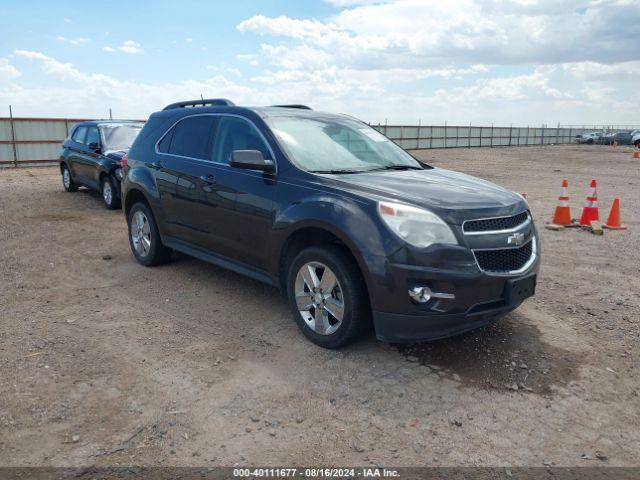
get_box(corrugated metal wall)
[0,117,89,166]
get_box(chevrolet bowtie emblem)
[507,232,526,246]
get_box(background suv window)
[72,126,88,144]
[167,116,216,160]
[212,117,270,164]
[85,127,100,146]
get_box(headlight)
[115,167,123,180]
[377,201,458,248]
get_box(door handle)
[146,160,162,170]
[199,174,216,184]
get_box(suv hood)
[324,167,527,225]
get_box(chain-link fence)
[371,124,639,150]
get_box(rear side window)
[157,128,173,153]
[166,116,216,160]
[212,117,270,164]
[72,126,88,144]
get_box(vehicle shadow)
[393,313,583,396]
[132,240,582,398]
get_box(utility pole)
[9,105,18,167]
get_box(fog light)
[408,286,455,304]
[409,286,431,303]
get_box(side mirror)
[230,150,274,173]
[88,142,101,153]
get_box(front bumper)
[373,275,535,343]
[369,242,539,343]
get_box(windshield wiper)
[309,168,371,174]
[363,164,423,172]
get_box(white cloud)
[3,50,256,118]
[0,58,21,82]
[14,50,118,85]
[5,48,640,124]
[236,53,258,66]
[118,40,143,54]
[238,1,640,69]
[324,0,386,5]
[103,40,144,54]
[4,1,640,125]
[56,36,90,45]
[231,0,640,123]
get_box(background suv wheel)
[61,164,78,192]
[127,202,172,266]
[287,245,370,348]
[101,175,121,209]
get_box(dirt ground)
[0,145,638,468]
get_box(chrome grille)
[463,211,529,233]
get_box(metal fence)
[0,115,90,167]
[370,124,639,150]
[1,115,638,167]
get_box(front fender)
[270,192,402,304]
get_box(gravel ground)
[0,145,638,467]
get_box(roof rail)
[162,98,235,111]
[271,104,312,110]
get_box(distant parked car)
[575,132,603,144]
[598,132,614,145]
[60,121,144,209]
[607,131,634,145]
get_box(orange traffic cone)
[604,197,627,230]
[633,151,640,159]
[552,179,572,226]
[579,179,599,226]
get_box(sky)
[1,0,639,125]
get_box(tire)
[127,202,172,266]
[587,139,594,144]
[100,175,121,210]
[286,245,371,348]
[61,164,78,192]
[635,140,640,148]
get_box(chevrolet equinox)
[122,99,539,348]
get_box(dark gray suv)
[122,99,539,348]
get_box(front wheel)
[127,202,172,266]
[101,175,121,209]
[287,245,370,348]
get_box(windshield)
[100,124,143,151]
[266,115,422,172]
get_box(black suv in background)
[60,120,144,208]
[122,99,539,348]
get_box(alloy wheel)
[131,210,151,258]
[102,180,112,205]
[294,261,345,335]
[62,168,70,189]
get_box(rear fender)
[123,167,164,233]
